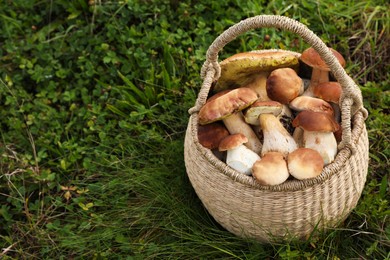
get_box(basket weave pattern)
[184,15,369,241]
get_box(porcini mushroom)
[219,133,260,175]
[252,152,289,185]
[244,101,283,142]
[300,47,346,96]
[243,73,271,101]
[244,100,283,126]
[198,87,262,154]
[313,81,342,122]
[259,113,297,157]
[292,110,339,165]
[244,101,297,152]
[214,51,299,93]
[289,96,334,116]
[198,122,229,150]
[287,148,324,180]
[266,67,304,104]
[198,122,230,160]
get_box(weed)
[0,0,389,258]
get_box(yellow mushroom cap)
[215,51,299,92]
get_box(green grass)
[0,0,389,258]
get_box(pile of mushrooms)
[197,47,345,186]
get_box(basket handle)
[189,15,368,153]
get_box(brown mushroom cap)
[266,67,303,104]
[252,152,289,185]
[198,87,258,125]
[289,96,334,116]
[292,110,339,132]
[206,89,232,104]
[313,81,342,103]
[198,122,230,149]
[300,47,346,71]
[244,100,283,125]
[218,133,248,151]
[214,51,299,92]
[287,148,324,180]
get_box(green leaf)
[379,174,388,198]
[0,205,12,221]
[67,10,81,20]
[78,202,94,211]
[117,71,148,105]
[106,104,128,118]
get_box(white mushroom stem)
[225,144,260,175]
[245,72,271,101]
[302,130,337,165]
[259,113,297,157]
[223,112,262,154]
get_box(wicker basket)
[184,15,369,242]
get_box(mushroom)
[218,133,260,175]
[259,113,297,157]
[266,67,304,104]
[214,51,299,93]
[244,101,283,142]
[243,73,271,101]
[313,81,342,122]
[287,148,324,180]
[244,100,298,153]
[198,87,262,154]
[198,122,230,160]
[292,110,340,165]
[289,96,334,116]
[300,47,346,96]
[252,152,290,185]
[244,100,283,126]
